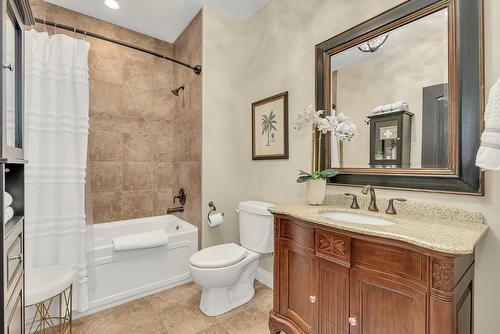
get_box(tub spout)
[167,206,184,214]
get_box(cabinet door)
[318,259,350,334]
[5,275,24,334]
[3,0,24,159]
[279,239,317,334]
[350,270,426,334]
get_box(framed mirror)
[315,0,484,194]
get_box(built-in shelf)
[0,158,27,164]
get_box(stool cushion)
[26,265,73,306]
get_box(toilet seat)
[190,243,248,269]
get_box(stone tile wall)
[171,12,203,243]
[30,1,202,237]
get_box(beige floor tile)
[69,282,272,334]
[195,323,231,334]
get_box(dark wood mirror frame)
[315,0,484,195]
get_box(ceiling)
[44,0,270,42]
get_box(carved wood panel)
[431,260,454,293]
[315,229,351,267]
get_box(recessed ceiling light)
[104,0,119,9]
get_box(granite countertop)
[268,194,488,255]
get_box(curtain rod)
[34,18,202,75]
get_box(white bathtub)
[81,215,198,316]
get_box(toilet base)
[198,258,258,316]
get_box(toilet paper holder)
[208,201,224,224]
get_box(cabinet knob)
[348,317,357,326]
[309,295,317,303]
[3,64,13,71]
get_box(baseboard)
[255,267,273,289]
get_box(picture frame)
[252,91,289,160]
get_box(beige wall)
[202,10,251,250]
[202,0,500,332]
[31,1,202,233]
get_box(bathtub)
[81,215,198,316]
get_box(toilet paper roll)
[208,213,224,227]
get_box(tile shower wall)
[171,12,203,241]
[30,1,202,235]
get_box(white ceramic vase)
[306,179,326,205]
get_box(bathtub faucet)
[168,188,186,214]
[167,206,184,214]
[173,188,186,205]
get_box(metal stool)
[26,265,73,334]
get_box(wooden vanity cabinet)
[269,215,475,334]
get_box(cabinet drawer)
[352,240,428,286]
[5,220,23,296]
[5,275,24,334]
[315,229,351,267]
[280,219,314,251]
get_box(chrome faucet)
[361,185,379,212]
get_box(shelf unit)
[1,0,33,333]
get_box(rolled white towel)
[372,105,384,114]
[4,192,13,209]
[390,101,409,111]
[112,230,169,251]
[4,206,14,223]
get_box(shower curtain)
[24,29,91,312]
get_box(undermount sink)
[320,211,396,226]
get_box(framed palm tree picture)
[252,91,289,160]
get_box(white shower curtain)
[24,30,91,312]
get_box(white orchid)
[336,111,349,124]
[316,118,330,134]
[294,105,358,173]
[293,105,323,130]
[337,120,357,141]
[293,107,357,141]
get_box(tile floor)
[72,282,273,334]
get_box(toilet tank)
[239,201,274,254]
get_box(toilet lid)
[190,243,248,268]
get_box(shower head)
[171,85,185,96]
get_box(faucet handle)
[344,193,360,209]
[173,188,186,206]
[386,198,407,215]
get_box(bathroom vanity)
[268,198,487,334]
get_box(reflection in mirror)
[330,8,449,169]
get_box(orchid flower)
[293,106,358,172]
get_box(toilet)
[189,201,274,316]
